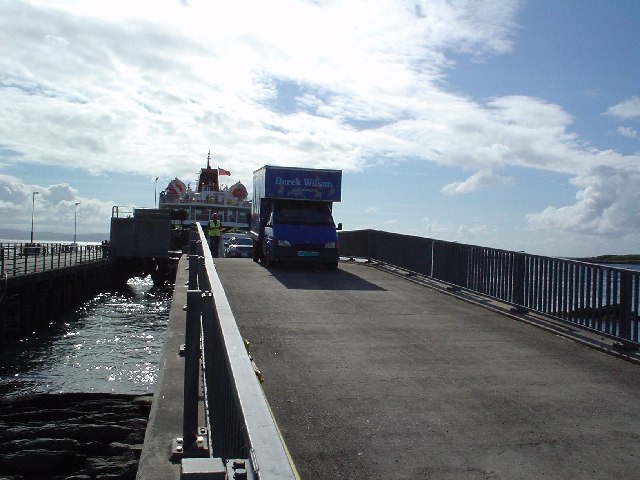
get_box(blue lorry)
[250,165,342,269]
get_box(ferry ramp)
[215,258,640,480]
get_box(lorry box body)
[250,166,342,269]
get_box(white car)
[224,237,254,258]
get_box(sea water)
[0,276,172,397]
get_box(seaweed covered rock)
[0,393,152,480]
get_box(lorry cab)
[261,200,341,269]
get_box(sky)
[1,0,639,257]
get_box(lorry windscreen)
[273,202,334,226]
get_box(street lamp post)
[155,177,159,208]
[30,191,39,244]
[74,202,80,244]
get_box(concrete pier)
[136,256,189,480]
[136,254,640,479]
[215,259,640,479]
[0,259,114,338]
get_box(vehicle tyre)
[252,240,260,262]
[327,261,339,271]
[264,248,275,269]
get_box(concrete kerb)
[136,255,188,480]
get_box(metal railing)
[339,229,640,347]
[179,224,297,479]
[0,242,110,278]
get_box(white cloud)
[417,218,453,239]
[441,169,513,194]
[526,165,640,236]
[0,175,112,235]
[617,126,638,139]
[0,0,527,182]
[455,223,488,240]
[604,96,640,120]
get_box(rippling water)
[0,276,172,397]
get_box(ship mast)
[197,150,219,192]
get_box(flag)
[218,167,231,176]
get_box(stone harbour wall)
[0,392,152,480]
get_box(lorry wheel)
[252,240,260,262]
[327,261,339,271]
[264,249,275,269]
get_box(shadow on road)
[265,263,386,291]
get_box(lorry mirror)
[337,222,342,230]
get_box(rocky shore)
[0,392,152,480]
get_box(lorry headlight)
[277,240,291,247]
[324,241,336,248]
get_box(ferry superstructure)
[158,152,251,230]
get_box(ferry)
[109,152,250,283]
[158,152,251,230]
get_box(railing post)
[189,237,201,256]
[183,289,202,450]
[618,270,633,341]
[200,291,218,457]
[511,253,528,313]
[459,244,469,289]
[188,255,200,290]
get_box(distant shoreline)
[0,230,108,243]
[571,255,640,265]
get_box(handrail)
[179,224,297,479]
[111,205,135,218]
[0,242,110,278]
[339,229,640,348]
